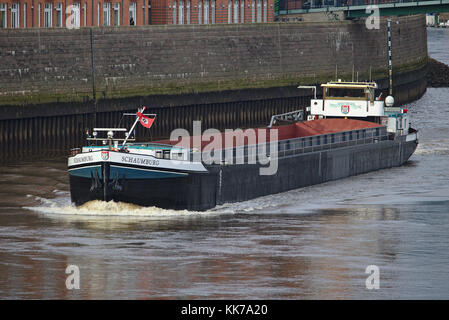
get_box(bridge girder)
[346,4,449,18]
[278,1,449,19]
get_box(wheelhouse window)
[325,88,365,99]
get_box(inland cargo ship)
[68,81,418,211]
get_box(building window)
[240,0,244,23]
[103,3,110,26]
[211,0,214,24]
[83,3,86,26]
[198,0,201,24]
[172,1,176,24]
[179,0,183,25]
[44,3,52,28]
[129,2,136,25]
[113,3,120,26]
[11,3,19,28]
[204,0,208,24]
[38,3,41,27]
[233,0,238,23]
[23,3,26,28]
[72,3,80,28]
[263,0,267,22]
[227,0,231,24]
[56,3,62,27]
[0,4,6,28]
[186,0,190,24]
[97,3,100,26]
[256,0,261,22]
[251,0,255,23]
[148,0,151,24]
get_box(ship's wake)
[414,139,449,156]
[23,191,208,218]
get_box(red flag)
[136,107,155,128]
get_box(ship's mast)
[387,19,393,96]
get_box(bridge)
[277,0,449,19]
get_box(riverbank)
[0,15,430,163]
[427,58,449,87]
[0,15,427,106]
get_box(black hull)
[69,136,418,211]
[69,170,217,211]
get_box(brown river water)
[0,28,448,299]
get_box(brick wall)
[0,14,428,106]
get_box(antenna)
[387,19,393,96]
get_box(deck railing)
[202,126,389,165]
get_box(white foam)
[415,140,449,155]
[24,196,209,218]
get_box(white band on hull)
[68,150,208,173]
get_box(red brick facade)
[0,0,274,28]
